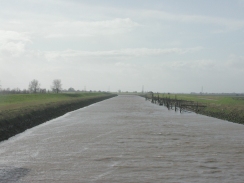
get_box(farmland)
[0,92,111,112]
[0,92,117,141]
[157,93,244,124]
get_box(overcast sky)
[1,0,244,93]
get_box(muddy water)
[0,95,244,183]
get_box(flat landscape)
[1,95,244,182]
[0,92,117,141]
[156,93,244,124]
[0,92,111,109]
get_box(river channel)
[0,95,244,182]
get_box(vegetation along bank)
[144,93,244,125]
[0,93,117,142]
[181,94,244,125]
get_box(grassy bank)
[159,94,244,124]
[0,92,110,110]
[0,93,117,141]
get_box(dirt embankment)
[0,94,117,142]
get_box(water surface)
[0,95,244,182]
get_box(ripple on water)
[0,166,30,183]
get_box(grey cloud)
[227,55,244,69]
[45,47,203,61]
[45,18,139,38]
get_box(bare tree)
[29,79,40,93]
[51,79,62,93]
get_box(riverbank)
[176,94,244,124]
[1,95,244,182]
[0,93,117,142]
[142,93,244,125]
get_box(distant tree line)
[0,79,109,95]
[0,79,62,94]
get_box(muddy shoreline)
[0,94,117,142]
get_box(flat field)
[159,94,244,124]
[0,92,112,118]
[0,92,116,141]
[173,94,244,110]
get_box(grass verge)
[159,94,244,124]
[0,93,117,141]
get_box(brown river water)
[0,95,244,183]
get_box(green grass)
[158,94,244,106]
[155,93,244,124]
[0,92,111,112]
[0,92,117,141]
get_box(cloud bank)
[0,0,244,93]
